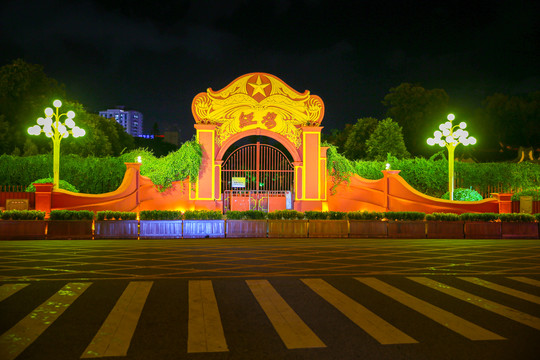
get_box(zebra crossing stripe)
[508,277,540,288]
[188,280,228,353]
[0,284,29,302]
[408,277,540,331]
[302,278,417,345]
[0,282,91,360]
[246,279,326,349]
[355,277,504,341]
[459,277,540,305]
[81,281,153,358]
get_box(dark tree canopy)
[342,117,378,160]
[477,92,540,150]
[0,59,135,157]
[382,83,449,157]
[365,118,410,161]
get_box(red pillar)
[491,193,513,214]
[34,183,53,215]
[381,170,401,211]
[125,162,141,208]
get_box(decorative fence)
[0,185,35,209]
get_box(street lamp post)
[28,100,85,190]
[427,114,476,200]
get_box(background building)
[99,106,143,137]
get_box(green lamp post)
[427,114,476,200]
[28,100,85,190]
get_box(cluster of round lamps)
[427,114,476,147]
[27,100,85,138]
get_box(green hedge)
[425,213,460,221]
[385,211,426,221]
[458,213,499,222]
[183,210,223,220]
[326,146,540,197]
[304,211,347,220]
[347,211,384,220]
[0,139,201,194]
[226,210,267,220]
[96,211,137,220]
[49,210,94,220]
[498,213,536,222]
[140,210,182,220]
[441,188,483,201]
[267,210,304,220]
[26,178,80,193]
[0,210,45,220]
[511,188,540,201]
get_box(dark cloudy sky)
[1,0,538,141]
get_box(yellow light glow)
[447,114,455,121]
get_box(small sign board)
[285,191,292,209]
[231,177,246,188]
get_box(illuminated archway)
[191,72,328,211]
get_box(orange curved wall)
[50,164,141,211]
[39,164,505,215]
[326,171,500,214]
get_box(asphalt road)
[1,238,539,360]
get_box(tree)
[0,59,135,156]
[382,83,449,156]
[0,59,65,154]
[365,118,410,160]
[60,101,135,157]
[321,123,353,152]
[477,91,540,151]
[342,117,378,160]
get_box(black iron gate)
[221,142,294,192]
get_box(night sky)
[1,0,538,142]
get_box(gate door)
[222,142,294,192]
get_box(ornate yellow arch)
[191,72,324,148]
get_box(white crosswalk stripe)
[0,276,539,359]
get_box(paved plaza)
[1,238,540,281]
[1,238,540,360]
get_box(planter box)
[387,221,426,239]
[308,220,348,238]
[464,222,501,239]
[47,220,93,240]
[226,220,267,238]
[183,220,225,238]
[268,220,308,238]
[95,220,139,239]
[139,220,182,239]
[501,222,539,239]
[0,220,46,240]
[426,221,464,239]
[349,220,387,238]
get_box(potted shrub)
[425,212,464,239]
[305,211,348,238]
[47,210,94,240]
[460,213,501,239]
[95,211,138,239]
[267,210,307,238]
[139,210,182,239]
[348,211,387,238]
[226,210,267,238]
[183,210,225,238]
[0,210,46,240]
[386,212,426,239]
[499,213,538,239]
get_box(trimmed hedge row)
[1,209,538,222]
